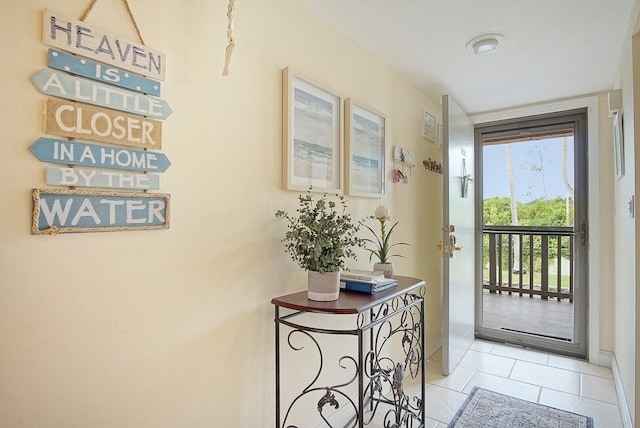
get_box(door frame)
[472,96,601,364]
[474,109,588,358]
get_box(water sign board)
[43,10,166,81]
[44,98,162,149]
[32,188,170,234]
[48,49,161,96]
[46,166,160,190]
[32,69,172,120]
[30,138,171,172]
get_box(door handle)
[436,235,463,258]
[449,234,463,258]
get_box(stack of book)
[340,270,398,294]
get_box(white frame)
[422,109,437,141]
[282,67,343,193]
[345,99,385,197]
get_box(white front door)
[442,95,476,375]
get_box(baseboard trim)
[598,350,613,368]
[611,353,633,428]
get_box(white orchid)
[374,205,389,221]
[364,205,409,263]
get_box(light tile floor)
[423,340,624,427]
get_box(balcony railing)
[483,226,574,302]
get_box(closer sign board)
[32,69,172,119]
[46,166,160,190]
[43,10,166,81]
[44,98,162,149]
[29,138,171,172]
[48,49,161,96]
[32,188,170,234]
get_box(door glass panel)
[482,132,575,341]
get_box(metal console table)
[272,276,426,428]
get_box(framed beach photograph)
[345,99,385,197]
[282,68,343,192]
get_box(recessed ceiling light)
[466,33,506,56]
[473,38,499,55]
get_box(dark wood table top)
[271,276,426,315]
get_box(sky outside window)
[483,136,575,227]
[484,137,574,203]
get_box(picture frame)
[282,67,343,192]
[422,109,437,141]
[345,99,385,197]
[613,111,625,179]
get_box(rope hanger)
[80,0,237,76]
[80,0,146,45]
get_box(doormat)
[448,387,594,428]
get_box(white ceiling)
[302,0,636,114]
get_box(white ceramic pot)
[307,270,340,301]
[374,262,395,278]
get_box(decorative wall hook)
[422,158,442,174]
[393,146,415,184]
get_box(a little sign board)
[30,138,172,172]
[32,188,170,234]
[48,49,161,96]
[44,98,163,149]
[32,69,172,119]
[43,10,166,81]
[46,166,160,190]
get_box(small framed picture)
[614,112,625,179]
[282,67,343,192]
[422,109,437,141]
[345,99,385,197]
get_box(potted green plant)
[363,205,410,278]
[275,190,365,301]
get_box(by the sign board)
[30,138,171,172]
[46,166,160,190]
[32,188,170,234]
[44,98,162,149]
[43,9,166,81]
[32,69,172,120]
[48,49,161,96]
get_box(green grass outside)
[483,268,571,291]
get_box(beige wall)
[612,17,640,424]
[0,1,443,426]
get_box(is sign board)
[44,98,162,149]
[32,69,172,120]
[46,166,160,190]
[43,10,166,81]
[32,188,170,234]
[48,49,161,96]
[30,138,171,172]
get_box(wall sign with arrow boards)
[30,8,173,234]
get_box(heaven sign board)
[32,69,172,119]
[30,138,171,172]
[46,166,160,190]
[48,49,161,96]
[32,188,170,234]
[44,98,162,149]
[43,10,166,81]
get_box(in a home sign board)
[31,9,172,234]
